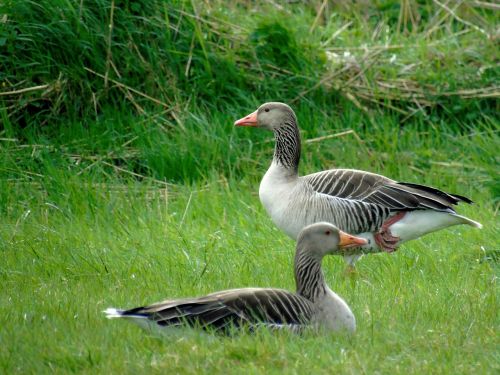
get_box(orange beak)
[338,231,368,249]
[234,110,258,127]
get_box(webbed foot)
[374,212,406,253]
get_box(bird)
[104,223,367,334]
[234,102,482,265]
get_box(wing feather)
[304,168,472,213]
[118,288,313,334]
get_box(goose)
[234,102,482,265]
[105,223,367,334]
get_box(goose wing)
[118,288,313,333]
[304,169,471,212]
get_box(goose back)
[115,288,314,333]
[304,168,470,211]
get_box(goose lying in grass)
[105,223,366,334]
[234,102,482,265]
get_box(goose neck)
[273,119,301,173]
[294,247,327,303]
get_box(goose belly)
[311,288,356,333]
[389,210,475,243]
[259,164,307,239]
[259,181,305,239]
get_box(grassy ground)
[1,0,499,374]
[1,114,498,373]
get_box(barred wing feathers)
[115,288,313,333]
[304,169,472,212]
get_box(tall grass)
[1,0,498,129]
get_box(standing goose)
[105,223,366,334]
[234,102,481,265]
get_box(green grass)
[1,0,498,127]
[1,0,499,373]
[1,113,498,373]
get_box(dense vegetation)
[0,1,498,373]
[2,0,498,125]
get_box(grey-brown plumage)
[301,169,472,235]
[112,288,314,333]
[234,102,482,263]
[105,223,367,334]
[306,169,472,212]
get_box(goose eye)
[325,230,331,235]
[264,108,270,112]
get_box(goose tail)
[104,307,149,320]
[454,214,482,229]
[104,308,126,319]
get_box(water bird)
[234,102,482,265]
[105,223,366,334]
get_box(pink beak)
[234,110,258,127]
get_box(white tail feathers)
[455,214,483,229]
[104,308,124,319]
[104,308,157,332]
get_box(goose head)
[234,102,296,131]
[297,222,368,258]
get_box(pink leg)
[374,212,406,253]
